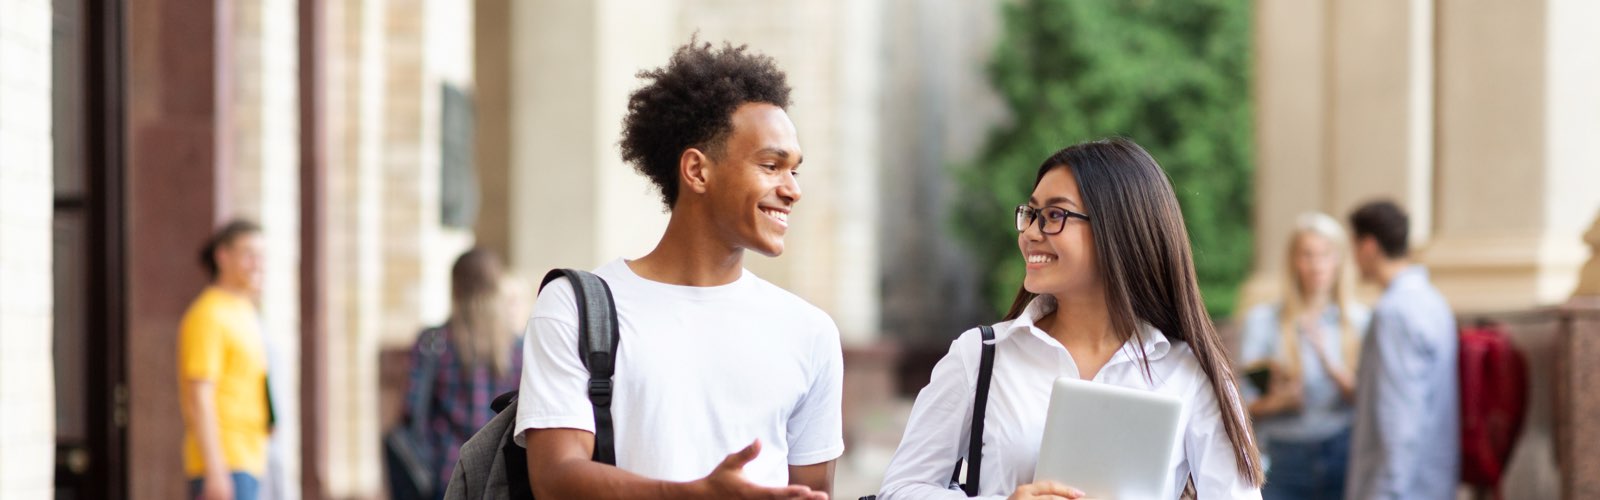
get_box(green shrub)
[952,0,1254,318]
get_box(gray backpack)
[444,269,619,500]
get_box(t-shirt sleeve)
[1236,304,1280,402]
[785,314,845,465]
[513,278,596,447]
[177,301,226,382]
[1238,304,1279,366]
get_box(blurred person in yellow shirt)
[178,219,269,500]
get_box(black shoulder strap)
[952,325,997,496]
[540,269,621,466]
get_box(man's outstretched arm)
[526,429,828,500]
[787,461,835,498]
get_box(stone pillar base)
[1556,296,1600,499]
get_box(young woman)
[878,138,1263,499]
[1239,213,1369,500]
[402,247,525,497]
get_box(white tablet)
[1033,376,1186,499]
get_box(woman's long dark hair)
[1004,137,1264,485]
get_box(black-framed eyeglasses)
[1015,205,1090,235]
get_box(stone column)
[379,0,474,349]
[472,0,512,263]
[1326,0,1435,242]
[380,0,432,347]
[507,0,675,275]
[1240,0,1332,310]
[125,0,233,497]
[298,0,328,494]
[1425,0,1600,312]
[227,0,304,496]
[1243,0,1435,311]
[323,0,388,495]
[824,0,883,346]
[0,0,56,496]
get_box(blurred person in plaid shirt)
[403,247,526,496]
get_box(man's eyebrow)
[755,147,803,165]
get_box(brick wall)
[0,0,57,497]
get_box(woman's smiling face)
[1019,166,1099,298]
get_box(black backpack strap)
[490,390,517,414]
[540,269,621,466]
[960,323,985,496]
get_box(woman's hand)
[1301,321,1357,401]
[1248,361,1302,417]
[1265,362,1303,412]
[1008,480,1087,499]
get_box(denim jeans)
[1263,427,1352,500]
[188,472,260,500]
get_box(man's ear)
[1355,235,1377,257]
[680,148,712,196]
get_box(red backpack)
[1458,321,1529,499]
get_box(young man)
[1344,201,1460,500]
[514,40,842,500]
[178,219,271,500]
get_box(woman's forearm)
[1247,396,1281,419]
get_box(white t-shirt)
[514,258,845,487]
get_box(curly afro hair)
[619,38,792,210]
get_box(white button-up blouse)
[877,296,1262,499]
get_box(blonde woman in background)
[401,247,525,498]
[1239,212,1370,500]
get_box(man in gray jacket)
[1344,200,1460,500]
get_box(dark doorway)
[51,0,126,498]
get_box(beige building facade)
[1250,1,1600,497]
[1247,0,1600,313]
[4,0,1599,498]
